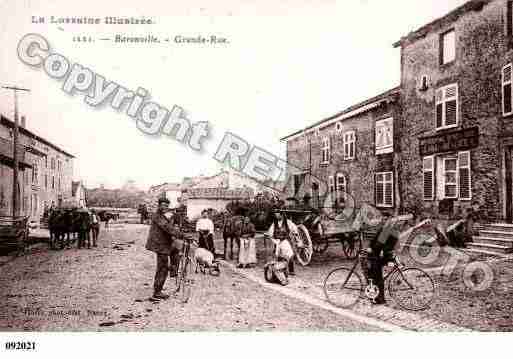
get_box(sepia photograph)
[0,0,512,357]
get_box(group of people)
[47,207,102,250]
[144,195,440,305]
[144,197,304,300]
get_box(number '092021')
[5,342,36,350]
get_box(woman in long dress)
[238,216,257,268]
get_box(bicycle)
[175,234,196,303]
[323,249,435,311]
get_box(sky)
[0,0,468,190]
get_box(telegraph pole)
[2,85,31,218]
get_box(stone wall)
[399,0,511,221]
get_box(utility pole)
[2,85,31,218]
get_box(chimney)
[21,116,26,128]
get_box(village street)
[1,223,513,332]
[0,224,378,332]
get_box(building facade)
[0,115,74,220]
[282,88,401,216]
[395,0,513,222]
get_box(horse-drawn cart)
[277,209,364,266]
[0,216,29,255]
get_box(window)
[436,84,458,129]
[293,173,306,197]
[440,30,456,65]
[51,157,55,170]
[443,157,458,199]
[45,174,48,189]
[375,118,394,154]
[45,156,48,168]
[321,137,330,164]
[343,131,355,160]
[503,64,513,116]
[336,173,347,206]
[423,156,435,201]
[32,194,38,216]
[52,176,55,189]
[336,122,342,132]
[336,173,346,195]
[376,172,394,207]
[328,175,335,208]
[420,75,429,91]
[32,163,38,184]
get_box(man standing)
[145,198,184,300]
[196,209,216,256]
[90,209,100,247]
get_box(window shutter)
[351,132,356,159]
[376,173,384,206]
[503,64,512,115]
[385,173,393,207]
[458,151,472,200]
[328,135,332,163]
[423,156,435,201]
[445,85,458,126]
[436,89,444,128]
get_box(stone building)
[0,114,74,220]
[394,0,513,222]
[281,87,401,215]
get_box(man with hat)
[145,197,185,300]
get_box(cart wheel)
[292,225,313,266]
[313,237,329,254]
[342,233,362,260]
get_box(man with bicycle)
[363,209,414,305]
[145,197,185,300]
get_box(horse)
[48,209,71,250]
[222,214,244,260]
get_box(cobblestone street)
[0,225,378,331]
[2,223,512,332]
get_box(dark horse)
[48,209,73,249]
[222,214,244,260]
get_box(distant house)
[183,170,257,219]
[148,182,182,208]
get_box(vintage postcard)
[0,0,512,356]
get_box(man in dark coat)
[145,198,184,300]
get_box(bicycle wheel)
[323,267,363,308]
[388,268,435,311]
[342,234,362,260]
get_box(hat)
[158,197,170,205]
